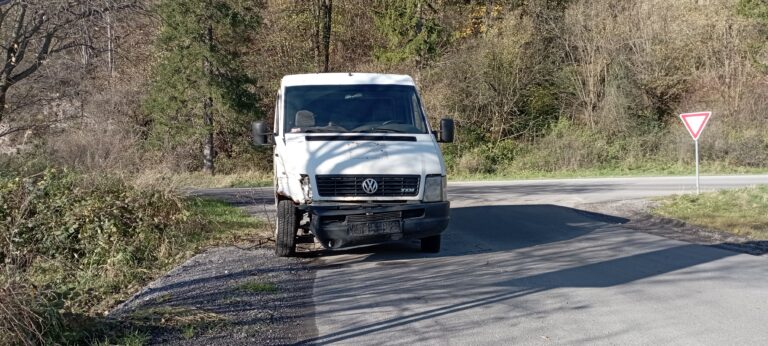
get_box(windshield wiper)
[353,126,403,133]
[303,127,343,133]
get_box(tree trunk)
[203,24,215,175]
[0,85,7,125]
[415,1,424,73]
[106,11,115,80]
[203,95,214,175]
[320,0,332,72]
[312,0,321,71]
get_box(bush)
[1,169,190,273]
[0,168,215,344]
[0,278,64,346]
[455,140,520,175]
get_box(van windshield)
[283,84,428,134]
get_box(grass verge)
[238,281,279,293]
[1,168,270,345]
[652,185,768,240]
[448,162,768,182]
[134,170,272,189]
[187,198,271,245]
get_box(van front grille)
[315,175,420,197]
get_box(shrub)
[0,168,215,344]
[455,140,520,175]
[1,169,190,273]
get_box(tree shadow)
[301,243,744,345]
[312,204,629,262]
[298,204,763,345]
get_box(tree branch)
[2,2,26,77]
[8,32,53,85]
[9,11,47,71]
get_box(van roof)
[281,73,415,87]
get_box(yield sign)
[679,112,711,141]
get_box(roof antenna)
[348,72,353,76]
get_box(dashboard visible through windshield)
[283,84,428,134]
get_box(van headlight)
[424,175,446,202]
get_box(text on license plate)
[348,220,402,236]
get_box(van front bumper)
[306,202,450,249]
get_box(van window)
[283,85,428,134]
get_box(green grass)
[182,325,197,339]
[653,185,768,240]
[92,330,151,346]
[187,198,270,245]
[448,163,768,181]
[238,281,279,293]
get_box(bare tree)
[0,0,140,138]
[314,0,332,72]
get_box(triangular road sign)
[679,112,711,141]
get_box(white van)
[252,73,453,257]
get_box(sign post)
[679,112,712,194]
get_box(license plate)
[348,220,402,236]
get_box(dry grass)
[130,306,226,328]
[133,169,272,190]
[0,277,52,346]
[653,185,768,240]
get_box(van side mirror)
[252,121,273,146]
[439,118,454,143]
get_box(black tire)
[276,200,298,257]
[420,235,441,253]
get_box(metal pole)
[695,139,700,195]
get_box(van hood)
[281,134,444,176]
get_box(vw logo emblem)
[361,178,378,195]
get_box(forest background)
[2,0,768,180]
[1,0,768,344]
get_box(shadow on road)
[312,204,629,262]
[301,243,741,345]
[299,204,758,345]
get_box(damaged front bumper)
[303,202,450,249]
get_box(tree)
[0,0,139,138]
[738,0,768,66]
[145,0,261,174]
[313,0,332,72]
[373,0,445,70]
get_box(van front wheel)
[276,200,298,257]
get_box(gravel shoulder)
[110,188,317,345]
[110,247,316,345]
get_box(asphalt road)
[297,175,768,345]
